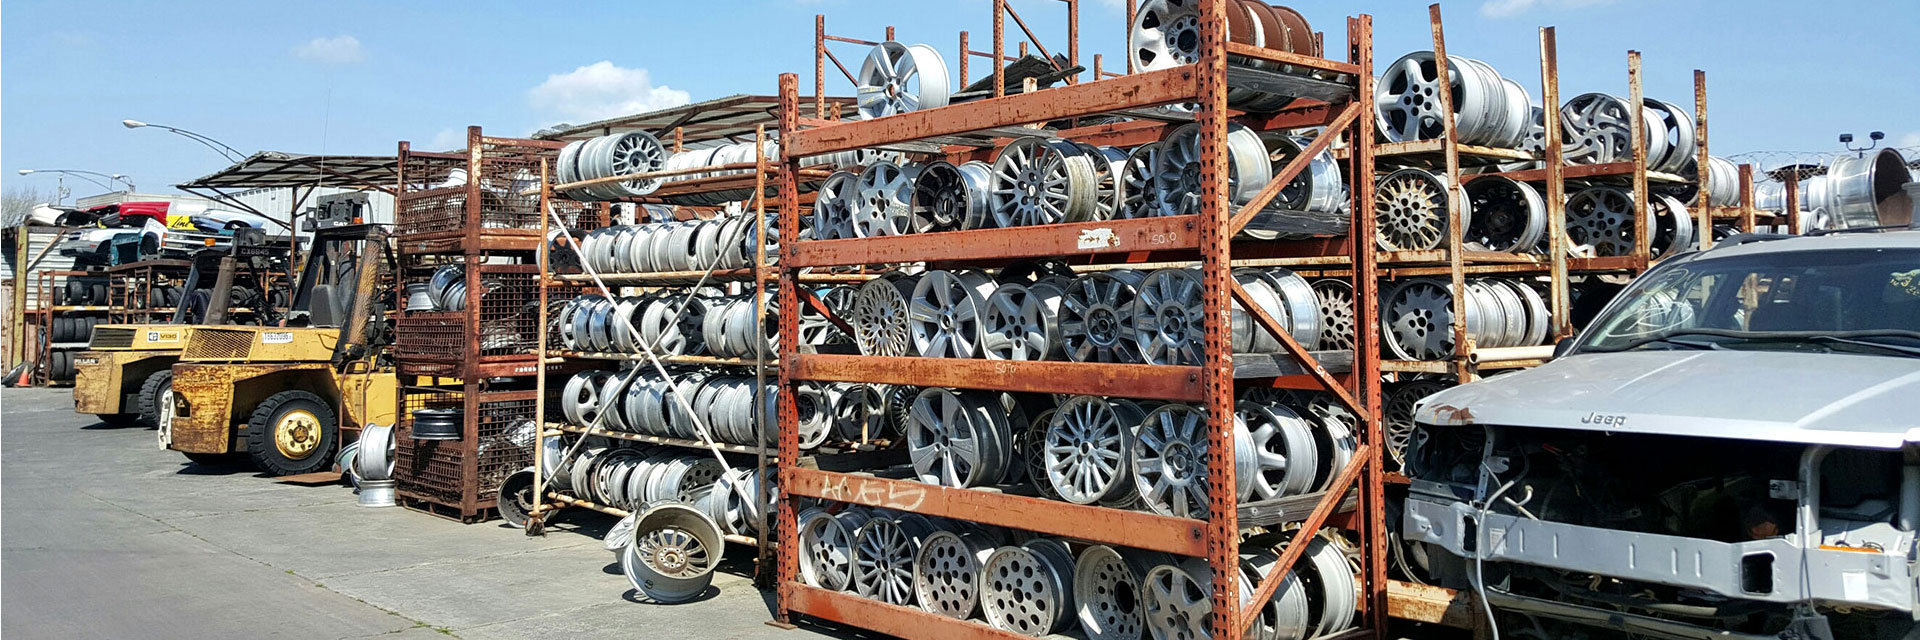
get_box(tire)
[99,413,142,427]
[65,281,86,305]
[91,283,108,305]
[182,290,210,324]
[244,390,338,476]
[183,452,235,467]
[50,351,71,381]
[138,370,173,428]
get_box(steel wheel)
[908,270,993,358]
[1060,270,1146,363]
[1374,168,1455,251]
[981,541,1075,636]
[914,530,994,619]
[795,382,832,449]
[851,275,916,357]
[1463,175,1546,253]
[1131,404,1218,519]
[856,41,950,119]
[1310,279,1357,352]
[982,282,1062,361]
[852,160,919,237]
[1044,396,1143,505]
[1566,186,1636,257]
[1133,268,1205,365]
[905,388,1006,487]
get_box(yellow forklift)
[72,242,290,432]
[166,223,398,474]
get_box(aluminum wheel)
[906,388,1008,487]
[623,504,722,603]
[908,270,993,358]
[1119,143,1166,219]
[1384,379,1451,470]
[853,516,931,605]
[982,282,1062,361]
[851,275,916,357]
[1566,186,1635,257]
[1241,542,1313,640]
[1128,0,1202,71]
[1060,270,1146,363]
[1044,396,1144,505]
[1382,278,1471,361]
[1374,51,1510,144]
[798,286,853,347]
[1260,132,1346,217]
[1463,175,1546,253]
[990,137,1097,227]
[1650,193,1696,258]
[831,383,889,442]
[812,171,858,240]
[1237,401,1320,500]
[914,529,994,619]
[1152,122,1272,217]
[981,540,1076,636]
[852,160,919,237]
[910,160,990,232]
[1310,279,1356,352]
[1374,168,1455,251]
[799,507,869,590]
[1562,93,1638,165]
[1075,545,1170,640]
[856,41,950,119]
[1132,268,1205,366]
[1302,537,1359,637]
[1643,98,1697,173]
[1142,560,1211,640]
[1131,404,1221,519]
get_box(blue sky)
[4,0,1915,200]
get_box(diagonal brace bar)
[1236,444,1374,633]
[1228,280,1362,415]
[1228,101,1362,235]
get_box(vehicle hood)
[1415,350,1920,449]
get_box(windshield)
[1579,247,1920,355]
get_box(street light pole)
[122,119,246,163]
[16,169,133,192]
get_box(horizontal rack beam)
[785,469,1208,556]
[789,215,1204,268]
[785,584,1034,640]
[551,351,775,367]
[785,66,1200,158]
[789,354,1205,402]
[548,270,872,286]
[545,422,776,456]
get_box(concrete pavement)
[1,387,833,640]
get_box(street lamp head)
[17,169,33,175]
[122,119,148,129]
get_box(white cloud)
[293,35,366,64]
[527,61,692,124]
[427,129,465,152]
[1481,0,1614,19]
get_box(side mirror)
[1552,337,1578,360]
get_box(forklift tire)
[138,370,173,428]
[245,391,338,476]
[99,413,142,427]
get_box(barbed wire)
[1723,146,1920,182]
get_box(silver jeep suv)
[1401,230,1920,639]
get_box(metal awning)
[535,94,854,147]
[174,152,398,222]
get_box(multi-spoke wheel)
[852,515,932,605]
[1566,186,1636,257]
[856,41,950,119]
[1044,396,1144,505]
[852,160,920,237]
[905,388,1009,487]
[908,270,994,358]
[851,275,917,356]
[1374,168,1457,251]
[1060,270,1147,363]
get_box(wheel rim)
[1060,271,1146,363]
[1133,268,1205,366]
[274,409,324,460]
[1382,278,1458,361]
[908,270,991,358]
[990,138,1084,227]
[1562,93,1636,165]
[982,283,1061,361]
[914,530,990,619]
[1374,169,1452,251]
[1132,404,1215,518]
[1464,176,1547,253]
[1142,561,1212,640]
[852,517,922,605]
[856,42,950,119]
[905,388,1005,487]
[981,543,1073,636]
[1119,142,1166,219]
[852,276,915,356]
[1044,396,1141,505]
[1074,545,1156,640]
[800,508,868,590]
[852,161,918,237]
[1129,0,1202,71]
[1238,401,1320,500]
[1566,187,1636,257]
[813,172,859,240]
[1310,279,1357,352]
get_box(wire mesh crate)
[394,128,566,242]
[393,383,540,522]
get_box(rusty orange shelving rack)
[771,2,1388,638]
